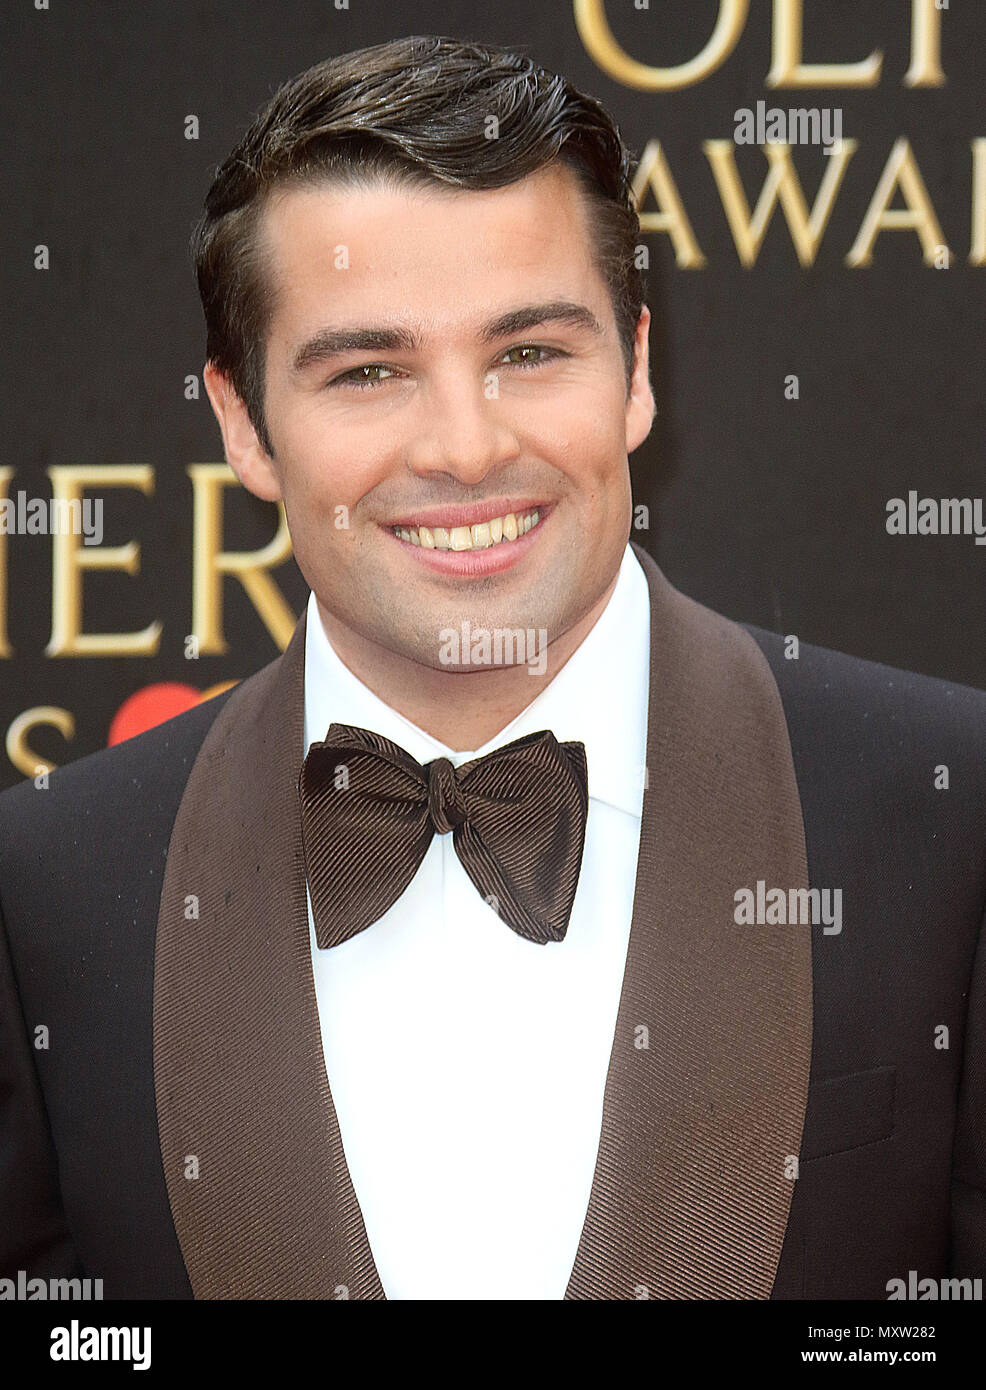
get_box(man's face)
[210,163,654,670]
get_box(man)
[1,35,985,1302]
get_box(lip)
[383,498,547,530]
[383,505,551,578]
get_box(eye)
[326,344,566,390]
[328,363,398,390]
[499,344,565,369]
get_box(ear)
[624,305,655,456]
[203,362,282,502]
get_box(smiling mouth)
[391,507,541,551]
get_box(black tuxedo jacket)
[2,546,985,1300]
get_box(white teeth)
[392,509,542,550]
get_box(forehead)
[258,163,609,344]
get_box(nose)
[405,368,522,486]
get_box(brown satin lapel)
[153,610,384,1299]
[154,549,811,1300]
[564,545,812,1299]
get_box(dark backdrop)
[3,0,984,787]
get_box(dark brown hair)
[191,35,646,457]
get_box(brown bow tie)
[298,723,588,947]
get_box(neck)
[315,576,619,752]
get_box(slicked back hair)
[191,35,646,457]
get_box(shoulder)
[743,624,986,889]
[744,623,986,752]
[0,689,234,887]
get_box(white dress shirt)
[303,543,651,1299]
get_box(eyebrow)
[290,300,604,375]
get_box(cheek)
[551,425,627,500]
[276,426,384,522]
[537,384,626,470]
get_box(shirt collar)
[303,543,650,819]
